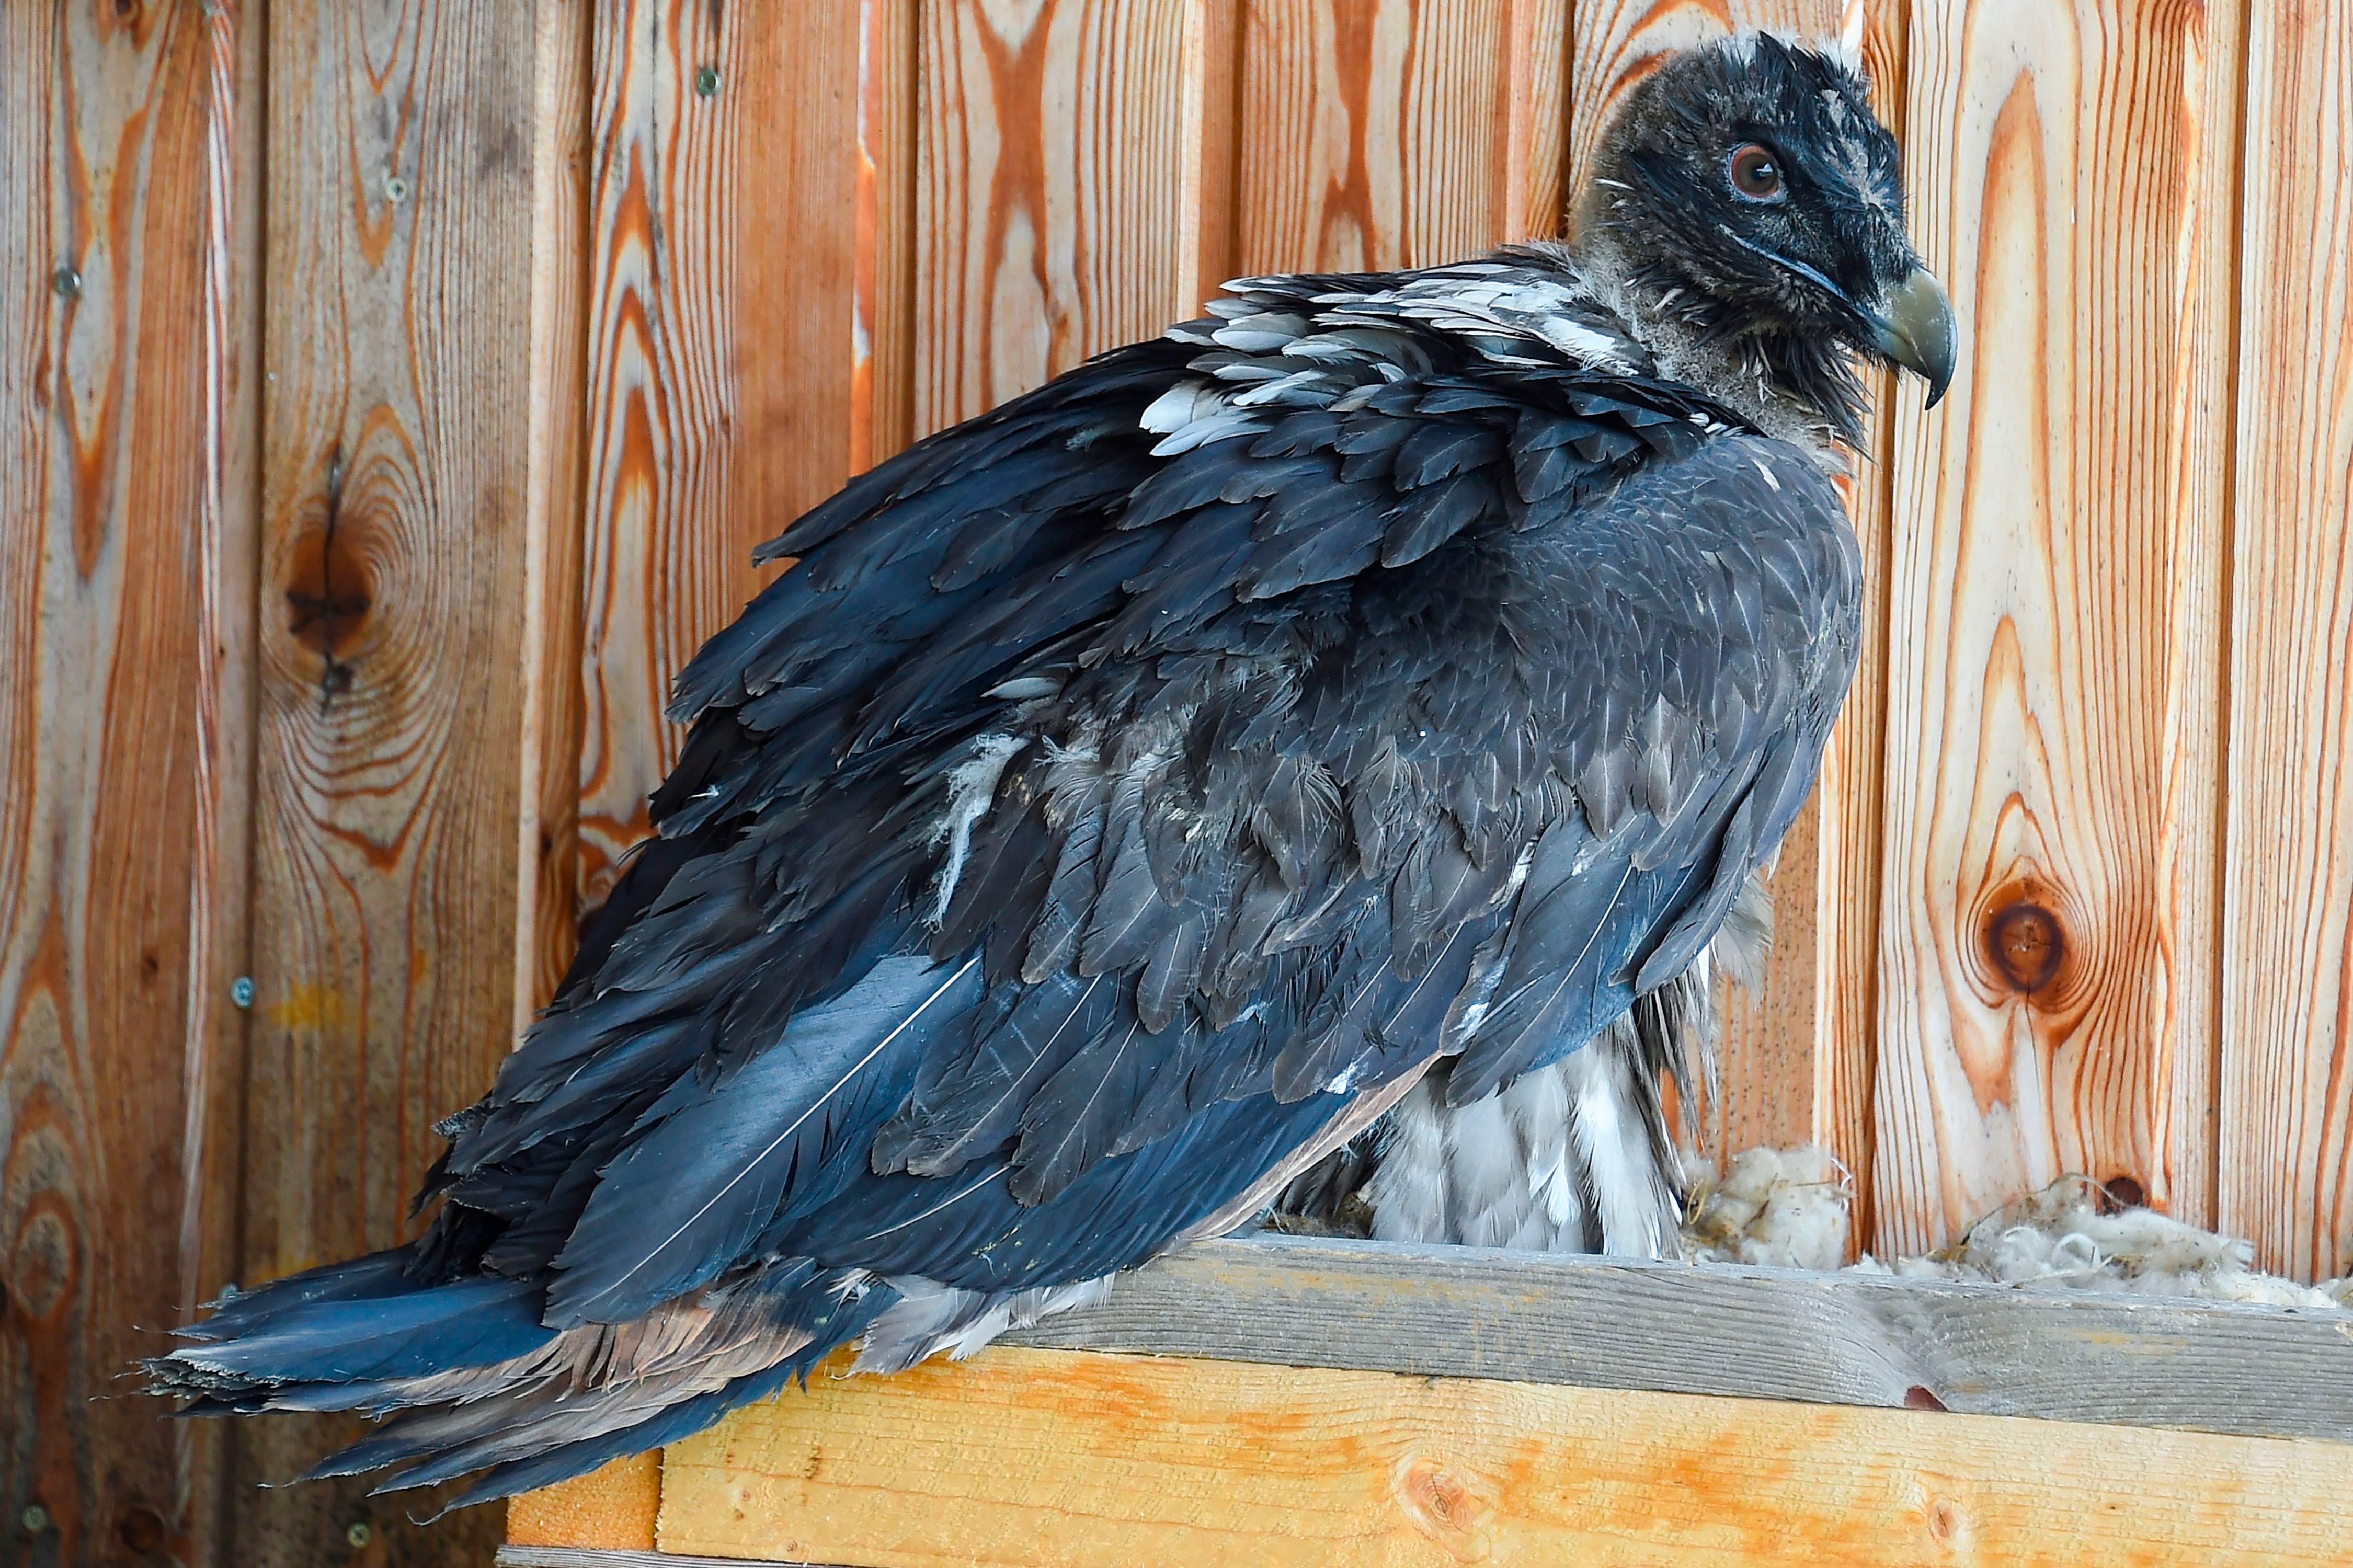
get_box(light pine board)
[915,0,1210,436]
[656,1341,2353,1567]
[1808,0,1907,1258]
[0,4,254,1564]
[572,0,757,911]
[233,2,553,1560]
[2220,2,2353,1280]
[567,1,882,964]
[1867,0,2238,1257]
[1233,0,1556,276]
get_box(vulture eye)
[1728,144,1785,202]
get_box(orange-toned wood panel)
[0,5,255,1564]
[661,1345,2353,1566]
[572,2,877,922]
[516,0,596,1022]
[2220,3,2353,1281]
[915,0,1212,435]
[1869,0,2237,1257]
[1233,0,1561,276]
[235,0,553,1556]
[1808,0,1906,1251]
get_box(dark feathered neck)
[1550,235,1870,458]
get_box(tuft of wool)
[1852,1174,2353,1310]
[1678,1143,1852,1272]
[1677,1154,2353,1309]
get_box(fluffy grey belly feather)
[1280,872,1771,1259]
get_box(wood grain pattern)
[1503,0,1570,239]
[2219,2,2353,1281]
[661,1342,2353,1566]
[572,1,878,919]
[856,0,922,469]
[915,0,1209,436]
[1009,1233,2353,1439]
[1866,0,2237,1259]
[1233,0,1551,276]
[505,1456,660,1554]
[573,0,749,913]
[1808,0,1906,1260]
[516,0,596,1023]
[235,1,549,1559]
[0,4,253,1565]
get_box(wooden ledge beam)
[1009,1234,2353,1441]
[504,1240,2353,1564]
[507,1342,2353,1567]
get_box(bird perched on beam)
[150,32,1953,1504]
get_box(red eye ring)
[1729,143,1785,201]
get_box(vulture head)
[1575,32,1956,437]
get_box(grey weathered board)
[991,1234,2353,1443]
[499,1553,827,1568]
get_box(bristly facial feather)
[1571,33,1922,448]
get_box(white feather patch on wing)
[926,734,1026,925]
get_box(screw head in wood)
[230,975,254,1008]
[346,1521,372,1549]
[21,1506,49,1534]
[382,174,408,204]
[51,266,79,298]
[694,64,721,97]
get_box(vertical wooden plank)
[191,2,269,1560]
[1233,0,1518,274]
[1808,0,1909,1252]
[1181,0,1246,311]
[573,0,743,912]
[0,2,255,1564]
[858,0,924,470]
[517,0,596,1022]
[2220,1,2353,1281]
[573,1,876,916]
[1868,0,2237,1257]
[234,1,551,1558]
[916,0,1208,435]
[1560,0,1851,1174]
[1504,0,1571,242]
[2156,0,2244,1239]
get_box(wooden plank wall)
[8,1,2353,1563]
[0,4,256,1567]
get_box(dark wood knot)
[117,1506,166,1554]
[2097,1174,2146,1214]
[1984,901,2064,993]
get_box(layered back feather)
[150,244,1861,1503]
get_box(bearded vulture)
[152,33,1955,1504]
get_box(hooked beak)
[1867,266,1956,407]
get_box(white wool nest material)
[1680,1144,1853,1272]
[1680,1148,2353,1310]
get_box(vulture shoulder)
[417,256,1860,1340]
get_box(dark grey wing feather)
[158,258,1861,1505]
